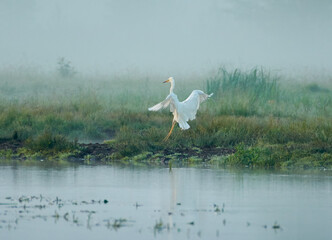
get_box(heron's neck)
[170,81,175,94]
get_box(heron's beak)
[163,79,170,83]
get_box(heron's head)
[163,77,174,84]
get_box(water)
[0,164,331,240]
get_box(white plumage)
[148,77,213,140]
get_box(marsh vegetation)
[0,66,331,168]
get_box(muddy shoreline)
[0,138,235,163]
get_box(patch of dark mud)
[0,138,24,153]
[75,143,115,161]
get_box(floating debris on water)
[18,196,30,203]
[272,222,281,229]
[154,219,165,233]
[0,195,286,236]
[72,214,79,224]
[213,203,225,213]
[214,204,221,213]
[63,212,69,221]
[112,218,127,230]
[135,202,142,208]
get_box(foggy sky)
[1,0,332,75]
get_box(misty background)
[1,0,332,76]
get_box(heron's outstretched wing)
[180,90,213,121]
[148,94,177,112]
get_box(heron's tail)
[178,120,190,130]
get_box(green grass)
[0,66,331,168]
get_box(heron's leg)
[163,121,176,141]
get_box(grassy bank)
[0,67,331,169]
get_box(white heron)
[148,77,213,141]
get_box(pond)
[0,164,331,240]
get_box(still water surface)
[0,164,331,240]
